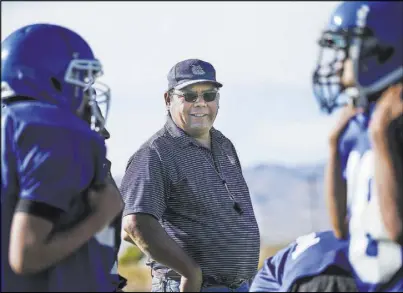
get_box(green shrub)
[119,246,144,265]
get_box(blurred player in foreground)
[250,231,357,292]
[1,23,123,291]
[82,102,128,291]
[313,1,403,291]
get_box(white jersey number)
[291,232,321,260]
[346,150,402,284]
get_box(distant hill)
[114,161,331,245]
[242,162,329,244]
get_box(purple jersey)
[250,231,351,292]
[1,100,118,291]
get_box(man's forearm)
[372,130,403,244]
[122,230,136,245]
[325,145,348,239]
[124,214,200,278]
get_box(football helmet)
[1,23,110,131]
[313,1,402,113]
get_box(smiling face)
[165,82,220,138]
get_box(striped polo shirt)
[120,115,260,284]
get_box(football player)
[82,102,128,292]
[1,23,123,291]
[313,1,403,291]
[250,230,357,292]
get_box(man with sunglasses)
[120,59,260,292]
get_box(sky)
[2,1,341,177]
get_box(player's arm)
[371,130,403,244]
[326,105,360,239]
[120,147,202,284]
[370,85,403,244]
[8,130,123,275]
[325,143,348,239]
[10,184,122,275]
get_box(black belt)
[151,270,248,289]
[203,276,248,289]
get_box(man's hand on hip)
[180,266,203,292]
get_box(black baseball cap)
[167,59,223,91]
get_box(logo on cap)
[191,65,205,76]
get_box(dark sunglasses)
[173,90,220,103]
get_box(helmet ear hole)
[51,77,62,92]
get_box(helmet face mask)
[313,26,375,114]
[67,59,111,132]
[313,30,353,114]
